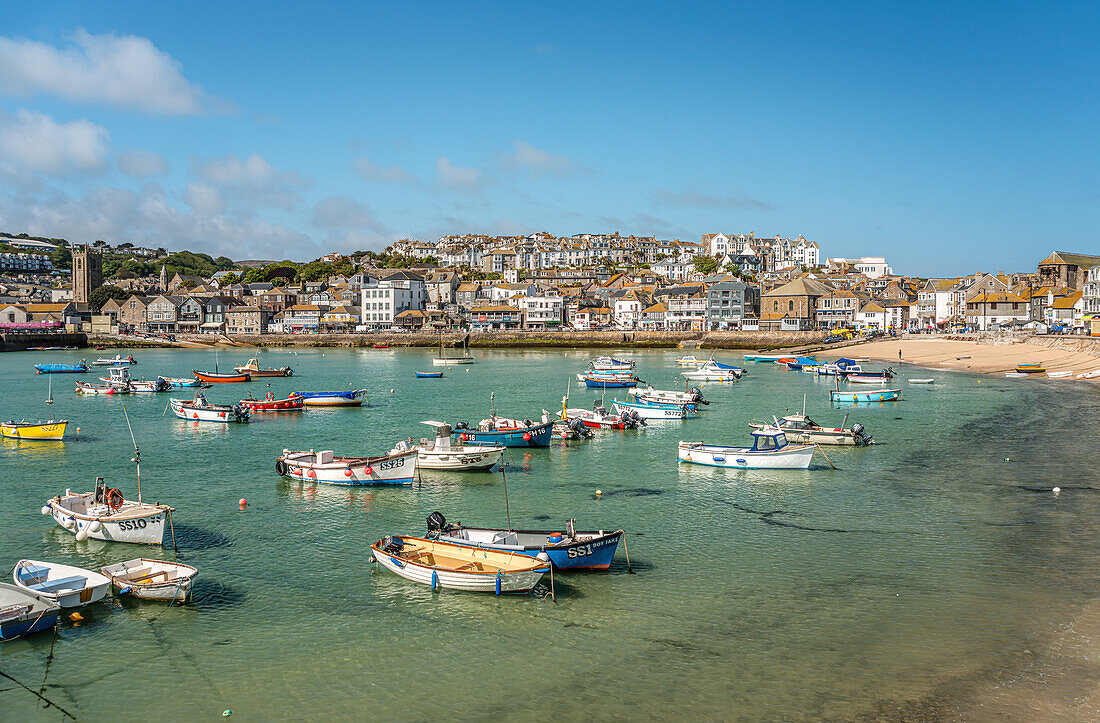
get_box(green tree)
[220,272,240,286]
[88,284,130,312]
[51,245,72,271]
[694,256,720,276]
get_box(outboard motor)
[851,423,874,445]
[632,410,646,427]
[426,511,447,534]
[454,421,469,431]
[689,387,709,405]
[620,410,636,428]
[381,535,404,554]
[566,519,577,539]
[567,417,591,438]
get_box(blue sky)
[0,2,1095,275]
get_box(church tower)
[160,264,168,293]
[72,245,103,304]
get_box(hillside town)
[1,231,1098,338]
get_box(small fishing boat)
[776,356,817,367]
[681,360,742,382]
[552,416,593,440]
[373,343,390,349]
[589,355,634,372]
[161,376,207,388]
[749,407,873,446]
[742,354,787,363]
[1,419,67,440]
[93,354,136,367]
[675,355,706,366]
[908,378,936,384]
[612,397,688,420]
[414,370,444,378]
[390,421,504,471]
[232,358,293,377]
[628,385,708,408]
[34,361,88,374]
[830,387,902,403]
[454,416,554,447]
[170,395,250,423]
[1004,372,1028,378]
[842,367,894,381]
[239,393,305,412]
[371,535,550,593]
[1047,371,1073,378]
[100,559,198,603]
[575,369,636,382]
[562,401,644,429]
[426,512,624,570]
[289,390,368,407]
[580,374,642,389]
[433,333,476,365]
[44,479,173,545]
[76,381,129,395]
[276,448,418,485]
[846,374,890,384]
[678,429,816,469]
[1076,369,1100,380]
[0,583,59,640]
[193,369,251,383]
[101,367,168,393]
[13,560,110,608]
[1015,363,1046,374]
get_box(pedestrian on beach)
[898,348,902,361]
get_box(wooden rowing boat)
[371,535,550,593]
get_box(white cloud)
[0,29,216,115]
[435,156,484,192]
[311,196,381,231]
[0,108,109,176]
[351,156,417,184]
[653,188,776,211]
[183,182,225,217]
[498,140,586,178]
[192,153,310,210]
[117,148,168,178]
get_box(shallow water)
[2,348,1099,719]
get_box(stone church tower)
[72,245,103,304]
[160,264,168,292]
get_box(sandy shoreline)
[845,338,1100,379]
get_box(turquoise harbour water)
[2,348,1100,719]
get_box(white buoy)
[40,505,51,515]
[1053,487,1061,495]
[89,520,102,533]
[75,527,89,542]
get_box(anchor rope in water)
[0,668,76,719]
[36,622,59,711]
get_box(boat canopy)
[750,429,789,451]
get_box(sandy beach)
[850,338,1100,379]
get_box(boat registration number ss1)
[378,457,405,471]
[566,537,614,559]
[117,515,162,531]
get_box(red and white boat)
[560,401,643,430]
[240,393,304,412]
[193,369,251,383]
[275,448,417,485]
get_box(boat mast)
[123,406,142,503]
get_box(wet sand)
[850,338,1100,379]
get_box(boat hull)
[414,371,444,378]
[414,447,503,470]
[47,497,169,544]
[370,538,548,592]
[748,423,859,445]
[0,584,59,640]
[13,560,111,609]
[437,529,623,570]
[170,399,249,422]
[233,367,292,377]
[830,389,902,403]
[193,370,251,383]
[455,420,554,447]
[1,421,67,440]
[240,397,304,412]
[582,377,638,388]
[678,441,815,469]
[34,364,87,374]
[432,357,475,365]
[290,391,367,406]
[100,559,197,602]
[278,449,418,485]
[612,400,687,420]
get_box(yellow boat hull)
[1,421,68,440]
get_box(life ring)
[275,459,289,476]
[266,392,274,401]
[105,488,124,511]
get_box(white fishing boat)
[276,448,418,485]
[561,399,644,429]
[589,355,634,372]
[92,354,136,367]
[612,398,687,420]
[371,535,550,593]
[749,414,873,446]
[1047,371,1074,378]
[432,333,476,365]
[76,381,129,395]
[390,421,504,471]
[681,360,742,382]
[12,560,111,608]
[908,378,935,384]
[101,367,167,392]
[170,395,249,423]
[0,583,59,640]
[627,385,708,407]
[845,373,893,384]
[1076,369,1100,380]
[678,429,816,469]
[44,479,173,545]
[1005,372,1028,378]
[100,559,198,602]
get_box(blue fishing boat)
[34,361,87,374]
[581,374,640,389]
[290,390,368,407]
[414,371,444,378]
[830,388,902,403]
[453,417,554,447]
[0,583,59,641]
[426,513,624,571]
